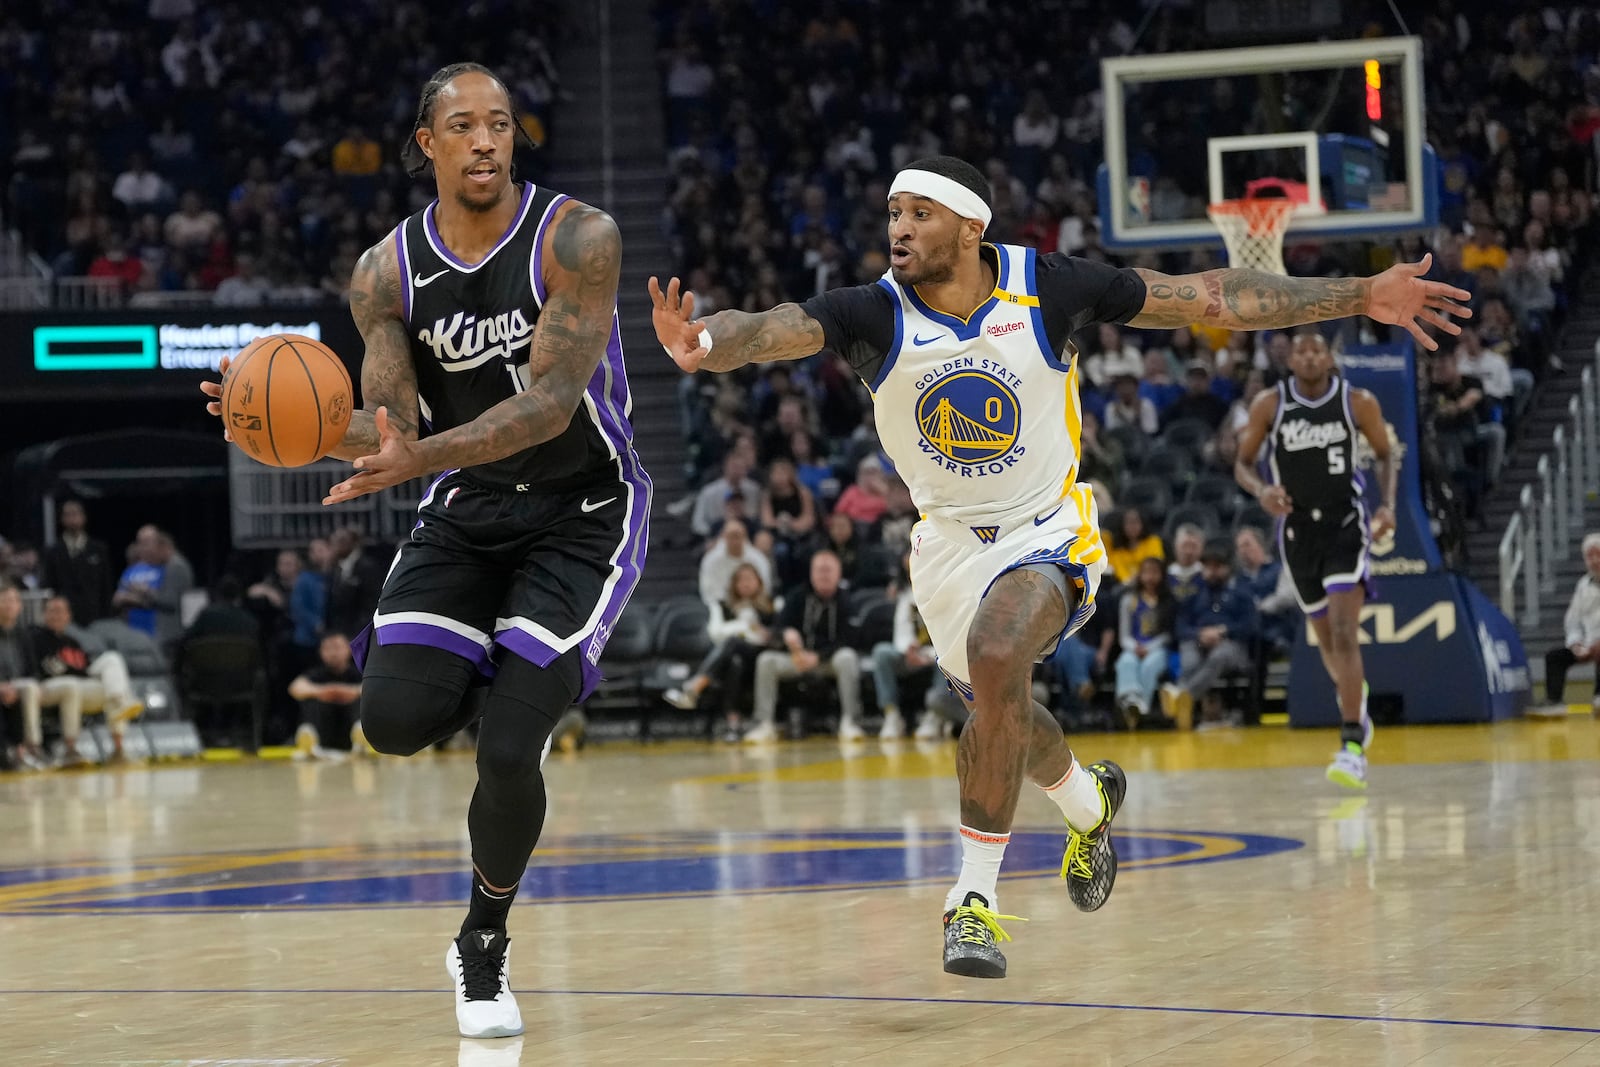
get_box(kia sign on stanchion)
[1286,340,1530,725]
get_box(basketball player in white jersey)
[1234,333,1396,790]
[650,156,1471,978]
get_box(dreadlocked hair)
[401,62,541,179]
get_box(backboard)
[1097,36,1436,251]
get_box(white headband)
[888,168,992,232]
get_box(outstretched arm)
[649,276,825,374]
[1127,254,1472,350]
[325,204,621,503]
[1351,388,1397,541]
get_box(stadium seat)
[1160,418,1213,454]
[1186,474,1246,521]
[1118,476,1173,518]
[1162,503,1222,544]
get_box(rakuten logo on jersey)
[418,310,534,371]
[986,321,1025,338]
[1278,418,1348,452]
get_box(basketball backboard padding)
[1098,35,1433,250]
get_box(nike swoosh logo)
[413,269,449,288]
[1034,504,1065,526]
[912,333,942,346]
[580,496,617,513]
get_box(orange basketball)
[222,333,353,467]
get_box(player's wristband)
[663,328,713,358]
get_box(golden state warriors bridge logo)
[914,359,1025,476]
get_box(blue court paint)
[0,828,1300,914]
[1,987,1591,1037]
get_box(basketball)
[221,334,353,467]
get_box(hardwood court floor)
[5,717,1600,1066]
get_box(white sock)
[944,825,1009,912]
[1042,759,1106,832]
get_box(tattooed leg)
[956,568,1079,833]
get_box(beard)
[889,230,962,286]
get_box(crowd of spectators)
[656,1,1600,738]
[2,0,563,306]
[0,500,387,769]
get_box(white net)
[1207,198,1299,275]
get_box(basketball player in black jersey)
[1235,333,1394,790]
[651,155,1470,978]
[203,64,648,1039]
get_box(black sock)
[461,869,518,937]
[1340,721,1366,749]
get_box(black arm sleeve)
[1035,253,1148,355]
[801,283,897,383]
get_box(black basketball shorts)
[354,466,650,700]
[1278,508,1370,617]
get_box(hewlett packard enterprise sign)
[3,307,359,399]
[33,319,325,372]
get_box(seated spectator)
[698,519,773,610]
[1161,543,1257,730]
[7,542,43,591]
[1429,348,1504,502]
[0,581,47,770]
[1041,581,1113,722]
[833,456,891,525]
[1167,524,1206,601]
[1233,527,1297,654]
[27,595,145,765]
[164,189,222,253]
[1461,225,1508,272]
[1164,362,1230,431]
[748,551,862,743]
[87,233,145,297]
[1535,533,1600,715]
[789,430,835,502]
[1113,557,1176,724]
[1453,325,1529,429]
[1138,350,1183,419]
[1106,506,1165,587]
[1082,323,1144,389]
[760,395,813,466]
[214,251,272,306]
[691,453,762,539]
[111,152,173,216]
[1501,244,1556,337]
[821,511,867,587]
[871,558,937,740]
[325,527,384,640]
[665,562,776,742]
[288,633,367,759]
[761,459,818,589]
[1103,373,1158,436]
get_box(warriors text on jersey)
[395,181,631,489]
[1266,375,1361,519]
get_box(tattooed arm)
[410,202,621,471]
[328,237,420,461]
[1126,255,1472,350]
[649,276,825,373]
[323,202,620,504]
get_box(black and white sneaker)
[1060,760,1127,912]
[447,929,523,1039]
[942,891,1023,979]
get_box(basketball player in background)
[1234,333,1396,790]
[203,63,649,1039]
[651,156,1469,978]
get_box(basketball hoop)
[1207,198,1299,275]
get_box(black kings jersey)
[1267,375,1361,519]
[395,182,632,489]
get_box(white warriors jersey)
[869,243,1083,533]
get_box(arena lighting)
[1365,59,1382,121]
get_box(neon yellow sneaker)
[1061,760,1127,912]
[942,892,1026,979]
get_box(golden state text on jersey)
[869,244,1083,530]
